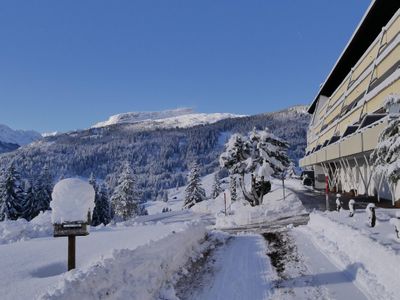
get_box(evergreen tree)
[211,173,223,199]
[286,161,297,179]
[184,163,206,209]
[110,164,140,221]
[0,164,26,220]
[91,181,111,226]
[31,166,53,218]
[230,175,237,202]
[23,181,36,221]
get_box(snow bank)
[40,222,208,300]
[51,178,95,224]
[298,210,400,299]
[195,179,306,228]
[0,211,53,244]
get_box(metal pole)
[68,235,76,271]
[282,177,286,201]
[224,192,227,216]
[325,175,329,211]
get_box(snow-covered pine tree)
[110,164,140,221]
[220,128,290,206]
[256,127,290,176]
[370,94,400,204]
[184,163,206,209]
[219,134,251,176]
[230,175,237,202]
[91,181,111,226]
[0,164,26,220]
[211,173,223,199]
[286,161,297,179]
[23,181,36,221]
[31,166,53,218]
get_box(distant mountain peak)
[92,108,245,129]
[0,124,42,146]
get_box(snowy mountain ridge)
[92,108,245,129]
[0,124,42,146]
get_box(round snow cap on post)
[51,178,95,224]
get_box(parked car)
[300,170,314,187]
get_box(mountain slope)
[0,106,310,201]
[92,108,245,129]
[0,124,42,146]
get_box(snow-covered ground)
[296,209,400,299]
[2,173,400,299]
[0,210,211,299]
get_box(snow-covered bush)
[389,211,400,239]
[370,93,400,204]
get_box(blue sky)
[0,0,370,132]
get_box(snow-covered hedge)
[40,222,209,299]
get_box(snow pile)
[297,210,400,299]
[50,178,95,224]
[192,179,306,228]
[40,222,208,300]
[0,211,53,244]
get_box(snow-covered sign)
[50,178,95,225]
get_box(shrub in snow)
[110,164,142,221]
[366,203,376,228]
[348,199,355,217]
[370,93,400,204]
[389,211,400,239]
[184,163,206,209]
[50,178,95,224]
[335,194,342,212]
[220,127,289,206]
[211,173,223,199]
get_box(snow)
[50,178,95,224]
[0,123,42,146]
[195,234,273,300]
[296,209,400,299]
[193,178,306,229]
[0,210,210,299]
[93,108,245,129]
[40,222,207,300]
[0,211,53,244]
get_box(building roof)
[308,0,400,114]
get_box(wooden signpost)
[54,221,89,271]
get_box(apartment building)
[300,0,400,204]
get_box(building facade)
[300,1,400,205]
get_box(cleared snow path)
[290,230,368,300]
[194,234,273,300]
